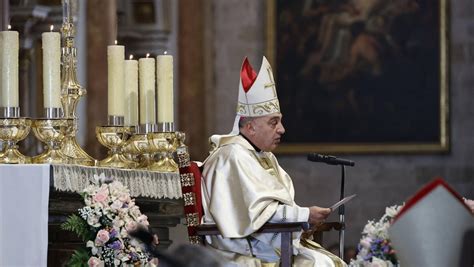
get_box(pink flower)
[125,221,137,232]
[95,229,110,245]
[88,256,104,267]
[93,188,109,203]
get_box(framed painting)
[266,0,449,154]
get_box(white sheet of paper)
[330,194,357,211]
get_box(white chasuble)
[201,135,346,267]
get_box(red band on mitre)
[240,57,257,93]
[393,177,471,223]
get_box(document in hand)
[329,194,356,212]
[389,178,474,267]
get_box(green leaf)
[61,214,94,242]
[65,249,89,267]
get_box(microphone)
[307,153,355,167]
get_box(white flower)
[385,206,399,218]
[370,257,388,267]
[87,240,99,255]
[111,200,124,210]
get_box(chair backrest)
[176,144,204,244]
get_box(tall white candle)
[0,30,19,108]
[124,56,138,126]
[139,56,156,124]
[42,29,61,108]
[156,54,174,123]
[107,44,125,117]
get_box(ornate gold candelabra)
[0,117,32,164]
[32,118,73,164]
[59,2,95,166]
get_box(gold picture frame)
[266,0,449,154]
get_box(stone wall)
[210,0,474,248]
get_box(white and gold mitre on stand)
[388,178,474,267]
[229,56,280,135]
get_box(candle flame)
[146,53,150,58]
[115,40,118,45]
[164,51,168,55]
[7,25,11,30]
[50,25,54,31]
[129,55,134,60]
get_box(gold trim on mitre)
[237,56,281,117]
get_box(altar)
[0,164,184,266]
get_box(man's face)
[249,113,285,152]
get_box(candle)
[0,30,19,108]
[42,27,61,108]
[156,54,174,123]
[138,55,156,124]
[124,55,138,126]
[107,44,125,117]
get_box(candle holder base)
[0,118,32,164]
[96,126,136,169]
[128,133,154,169]
[148,132,179,173]
[32,118,72,164]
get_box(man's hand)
[308,206,331,225]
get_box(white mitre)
[229,56,280,135]
[388,178,474,267]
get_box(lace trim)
[51,164,182,199]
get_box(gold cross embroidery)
[264,67,277,97]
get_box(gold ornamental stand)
[59,0,95,166]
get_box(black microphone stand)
[339,165,346,260]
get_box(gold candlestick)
[32,118,72,164]
[59,7,95,166]
[147,132,179,172]
[0,118,32,164]
[96,125,136,168]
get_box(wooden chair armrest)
[314,221,344,232]
[196,222,309,236]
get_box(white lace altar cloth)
[52,164,182,199]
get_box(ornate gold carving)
[180,173,195,187]
[252,101,280,115]
[185,213,200,227]
[237,104,246,114]
[183,192,196,206]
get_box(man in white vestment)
[201,56,346,267]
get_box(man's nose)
[277,122,285,134]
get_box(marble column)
[178,0,214,161]
[86,0,116,159]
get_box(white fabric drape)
[0,164,50,267]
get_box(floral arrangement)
[349,204,403,267]
[61,174,158,267]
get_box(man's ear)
[244,121,256,136]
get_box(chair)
[176,143,309,267]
